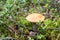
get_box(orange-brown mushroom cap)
[26,13,45,22]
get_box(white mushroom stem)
[32,23,38,32]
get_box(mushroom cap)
[26,13,45,22]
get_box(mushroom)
[26,13,45,32]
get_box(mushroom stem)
[32,23,38,32]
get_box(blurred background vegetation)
[0,0,60,40]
